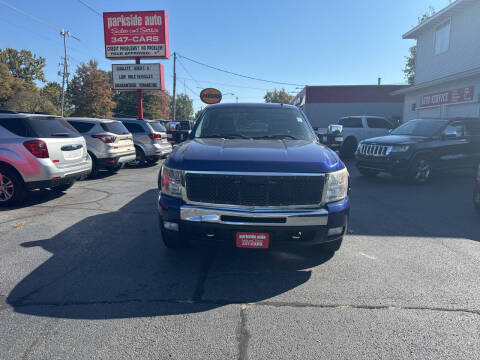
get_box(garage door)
[445,103,480,118]
[418,106,441,118]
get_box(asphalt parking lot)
[1,161,479,359]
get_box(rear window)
[68,121,95,133]
[0,118,30,137]
[101,121,130,135]
[367,117,393,129]
[148,122,166,132]
[25,117,80,138]
[122,122,146,134]
[339,117,362,128]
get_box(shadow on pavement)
[344,160,480,242]
[7,189,333,319]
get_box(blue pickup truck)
[157,103,350,253]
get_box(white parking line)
[359,252,377,260]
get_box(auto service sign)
[200,88,222,104]
[112,63,165,91]
[103,11,169,59]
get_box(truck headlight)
[160,166,184,198]
[324,168,349,203]
[390,145,410,153]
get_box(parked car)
[316,124,343,151]
[474,162,480,213]
[67,118,135,177]
[0,113,91,206]
[338,116,394,158]
[166,120,195,144]
[117,118,172,165]
[157,103,350,253]
[355,118,480,184]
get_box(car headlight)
[160,166,184,198]
[390,145,410,153]
[324,168,349,203]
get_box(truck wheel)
[0,167,27,206]
[340,138,357,159]
[318,238,343,253]
[474,186,480,213]
[407,155,432,184]
[159,219,188,250]
[359,168,379,177]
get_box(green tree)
[67,60,116,118]
[0,48,46,83]
[40,82,62,112]
[113,90,170,119]
[264,88,293,104]
[403,7,435,85]
[170,93,194,120]
[5,90,56,114]
[195,109,203,119]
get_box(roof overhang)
[403,0,475,39]
[391,66,480,95]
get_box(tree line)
[0,48,194,120]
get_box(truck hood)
[166,138,343,173]
[363,135,429,145]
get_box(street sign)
[200,88,222,104]
[112,63,165,91]
[103,11,169,59]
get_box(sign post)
[103,11,169,119]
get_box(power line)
[77,0,102,17]
[175,76,277,92]
[177,53,307,87]
[177,58,202,88]
[0,0,58,32]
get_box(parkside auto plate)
[236,232,270,249]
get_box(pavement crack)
[21,318,59,360]
[236,304,251,360]
[191,249,217,302]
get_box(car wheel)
[51,181,74,192]
[134,147,146,166]
[317,238,343,253]
[407,155,432,184]
[359,168,379,177]
[0,167,27,206]
[474,186,480,213]
[159,219,188,250]
[88,154,99,178]
[340,138,357,159]
[146,158,158,165]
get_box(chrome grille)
[357,144,391,157]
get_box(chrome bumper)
[180,205,328,226]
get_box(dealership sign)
[200,88,222,104]
[112,63,165,91]
[420,86,474,107]
[103,11,169,59]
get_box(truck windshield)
[390,119,448,137]
[194,106,315,141]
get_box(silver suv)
[0,113,92,206]
[67,118,135,176]
[118,118,172,165]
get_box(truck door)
[437,121,470,170]
[366,117,394,139]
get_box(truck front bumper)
[158,194,349,246]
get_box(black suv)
[355,118,480,184]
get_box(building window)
[435,21,450,55]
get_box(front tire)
[407,155,432,184]
[0,167,27,206]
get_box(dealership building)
[393,0,480,120]
[292,85,407,129]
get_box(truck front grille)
[186,173,324,206]
[358,144,392,157]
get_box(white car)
[0,113,91,206]
[338,116,394,158]
[67,118,135,176]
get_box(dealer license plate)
[236,232,270,249]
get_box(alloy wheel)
[415,160,431,182]
[0,172,15,202]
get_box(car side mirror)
[442,131,457,140]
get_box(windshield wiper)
[201,134,249,139]
[254,134,299,140]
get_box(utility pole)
[60,29,70,117]
[172,52,177,121]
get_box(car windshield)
[390,119,448,137]
[194,106,315,141]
